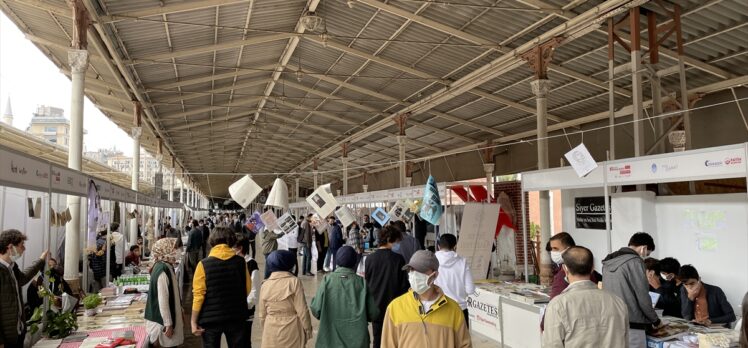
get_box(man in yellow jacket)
[191,227,252,348]
[382,250,471,348]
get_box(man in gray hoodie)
[602,232,663,348]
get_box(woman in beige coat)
[257,250,312,347]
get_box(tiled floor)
[181,253,499,347]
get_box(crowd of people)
[2,210,748,348]
[542,231,741,348]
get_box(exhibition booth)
[0,144,183,305]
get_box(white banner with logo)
[466,288,502,342]
[607,144,747,185]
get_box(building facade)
[26,105,70,146]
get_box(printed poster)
[306,184,338,218]
[565,143,598,178]
[335,206,355,228]
[388,200,407,222]
[260,211,279,232]
[250,211,264,233]
[277,213,298,235]
[419,175,443,225]
[371,207,390,226]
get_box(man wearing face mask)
[382,250,471,348]
[548,232,601,299]
[602,232,663,348]
[0,229,49,348]
[654,257,683,318]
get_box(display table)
[467,282,548,348]
[33,294,148,348]
[646,317,740,348]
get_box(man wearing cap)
[381,250,471,348]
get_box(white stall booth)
[518,143,748,346]
[0,145,184,292]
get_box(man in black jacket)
[679,264,735,327]
[0,229,48,348]
[650,257,683,318]
[364,225,408,348]
[186,220,203,276]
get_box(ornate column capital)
[397,135,408,146]
[131,127,142,139]
[483,163,495,173]
[530,79,552,98]
[68,49,89,73]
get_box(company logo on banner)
[608,165,632,178]
[724,157,743,165]
[705,160,723,167]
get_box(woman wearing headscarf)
[257,250,313,348]
[311,246,379,348]
[144,238,184,347]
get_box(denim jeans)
[301,244,312,274]
[323,249,332,271]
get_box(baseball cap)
[402,250,439,273]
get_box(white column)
[313,170,319,189]
[531,79,553,285]
[64,49,88,285]
[179,177,184,204]
[362,185,368,193]
[397,135,407,188]
[169,168,175,201]
[342,157,349,195]
[295,178,300,202]
[130,126,141,245]
[483,163,494,201]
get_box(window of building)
[44,126,56,132]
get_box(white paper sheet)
[265,178,289,210]
[277,212,299,235]
[228,175,262,208]
[260,211,279,232]
[565,143,598,178]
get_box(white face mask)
[408,271,433,295]
[550,249,566,265]
[11,246,23,262]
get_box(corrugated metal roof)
[2,0,745,194]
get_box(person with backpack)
[299,214,314,277]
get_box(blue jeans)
[301,244,312,274]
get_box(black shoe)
[306,272,315,276]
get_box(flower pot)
[84,308,97,317]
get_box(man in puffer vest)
[191,227,252,348]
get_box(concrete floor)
[181,252,498,347]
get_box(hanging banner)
[250,211,265,233]
[419,175,443,225]
[266,178,289,210]
[335,206,355,228]
[50,165,88,196]
[87,180,101,249]
[564,143,598,178]
[371,207,390,226]
[277,212,298,235]
[260,210,279,232]
[574,196,609,230]
[311,214,329,233]
[402,199,418,223]
[306,183,338,218]
[229,175,262,208]
[388,200,407,222]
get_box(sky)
[0,12,134,156]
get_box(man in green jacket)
[310,246,378,348]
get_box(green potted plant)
[82,293,102,316]
[27,282,78,339]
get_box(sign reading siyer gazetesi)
[575,196,610,230]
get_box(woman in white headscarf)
[144,238,184,347]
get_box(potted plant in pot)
[27,281,78,339]
[82,293,102,316]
